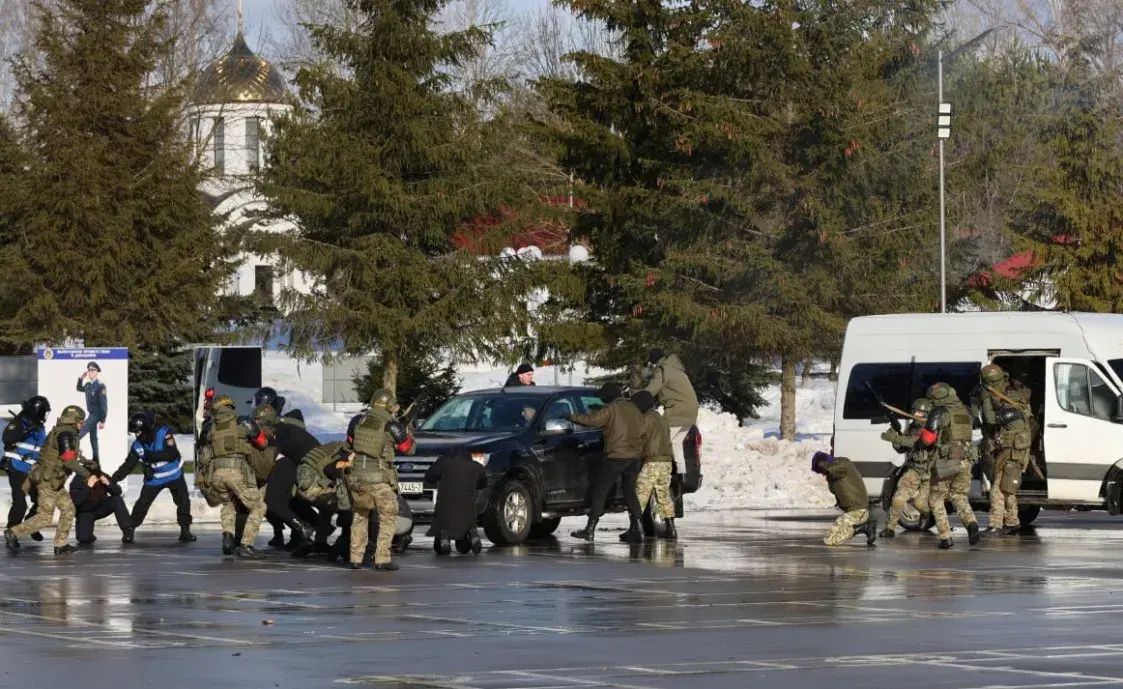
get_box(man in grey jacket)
[76,361,108,463]
[630,349,698,478]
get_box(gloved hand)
[880,430,895,442]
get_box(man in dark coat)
[71,461,132,545]
[504,364,535,387]
[425,449,488,555]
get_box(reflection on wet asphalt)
[2,510,1123,688]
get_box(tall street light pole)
[936,28,996,314]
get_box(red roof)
[452,197,586,256]
[968,235,1072,287]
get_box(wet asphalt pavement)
[2,511,1123,689]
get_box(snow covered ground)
[0,355,840,525]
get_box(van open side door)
[1043,357,1123,503]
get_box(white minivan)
[192,346,263,442]
[833,312,1123,528]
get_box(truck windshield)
[420,395,544,432]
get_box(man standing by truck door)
[987,406,1031,537]
[977,363,1034,487]
[919,382,981,550]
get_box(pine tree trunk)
[829,357,839,382]
[801,358,812,389]
[382,355,398,397]
[780,356,797,441]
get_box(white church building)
[189,30,313,307]
[187,29,588,334]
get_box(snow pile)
[684,378,837,511]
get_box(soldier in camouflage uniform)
[4,405,92,555]
[812,451,876,546]
[918,382,980,549]
[199,396,270,559]
[631,391,677,539]
[976,363,1034,485]
[336,389,414,571]
[879,398,934,537]
[987,406,1031,536]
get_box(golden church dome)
[195,32,287,105]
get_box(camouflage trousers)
[929,461,977,540]
[635,461,675,518]
[824,508,869,546]
[213,467,266,546]
[350,483,398,565]
[886,468,930,531]
[989,467,1020,529]
[11,484,73,547]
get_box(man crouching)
[811,451,876,546]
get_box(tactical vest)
[903,423,934,476]
[246,445,277,484]
[134,426,184,486]
[931,399,973,479]
[938,400,974,445]
[30,424,79,490]
[297,441,346,503]
[208,410,247,470]
[351,409,390,461]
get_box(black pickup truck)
[393,386,703,545]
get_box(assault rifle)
[399,392,427,431]
[865,382,918,434]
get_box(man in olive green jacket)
[568,383,644,543]
[631,349,699,478]
[812,451,876,546]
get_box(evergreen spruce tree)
[1012,62,1123,311]
[129,345,195,432]
[0,0,235,352]
[537,0,940,431]
[253,0,558,395]
[0,113,25,356]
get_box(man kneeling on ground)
[811,451,877,547]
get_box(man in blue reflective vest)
[110,411,195,543]
[2,396,50,542]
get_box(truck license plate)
[399,482,424,495]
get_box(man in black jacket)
[71,461,131,545]
[253,404,319,553]
[504,364,535,387]
[425,449,488,555]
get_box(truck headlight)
[470,452,491,466]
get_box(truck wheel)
[1017,505,1041,526]
[529,517,561,539]
[483,480,534,546]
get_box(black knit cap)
[631,390,656,413]
[516,363,534,375]
[598,382,623,402]
[648,349,664,364]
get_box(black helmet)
[21,395,50,424]
[128,411,155,436]
[996,405,1024,427]
[253,387,285,412]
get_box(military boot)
[4,528,19,553]
[362,544,375,567]
[374,562,399,571]
[938,538,953,550]
[570,517,598,542]
[469,527,483,555]
[29,531,43,542]
[661,518,677,540]
[121,527,135,544]
[234,545,264,560]
[879,527,896,539]
[178,525,197,542]
[54,544,78,555]
[619,518,644,544]
[967,522,981,546]
[221,532,235,556]
[1003,525,1021,536]
[858,520,877,545]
